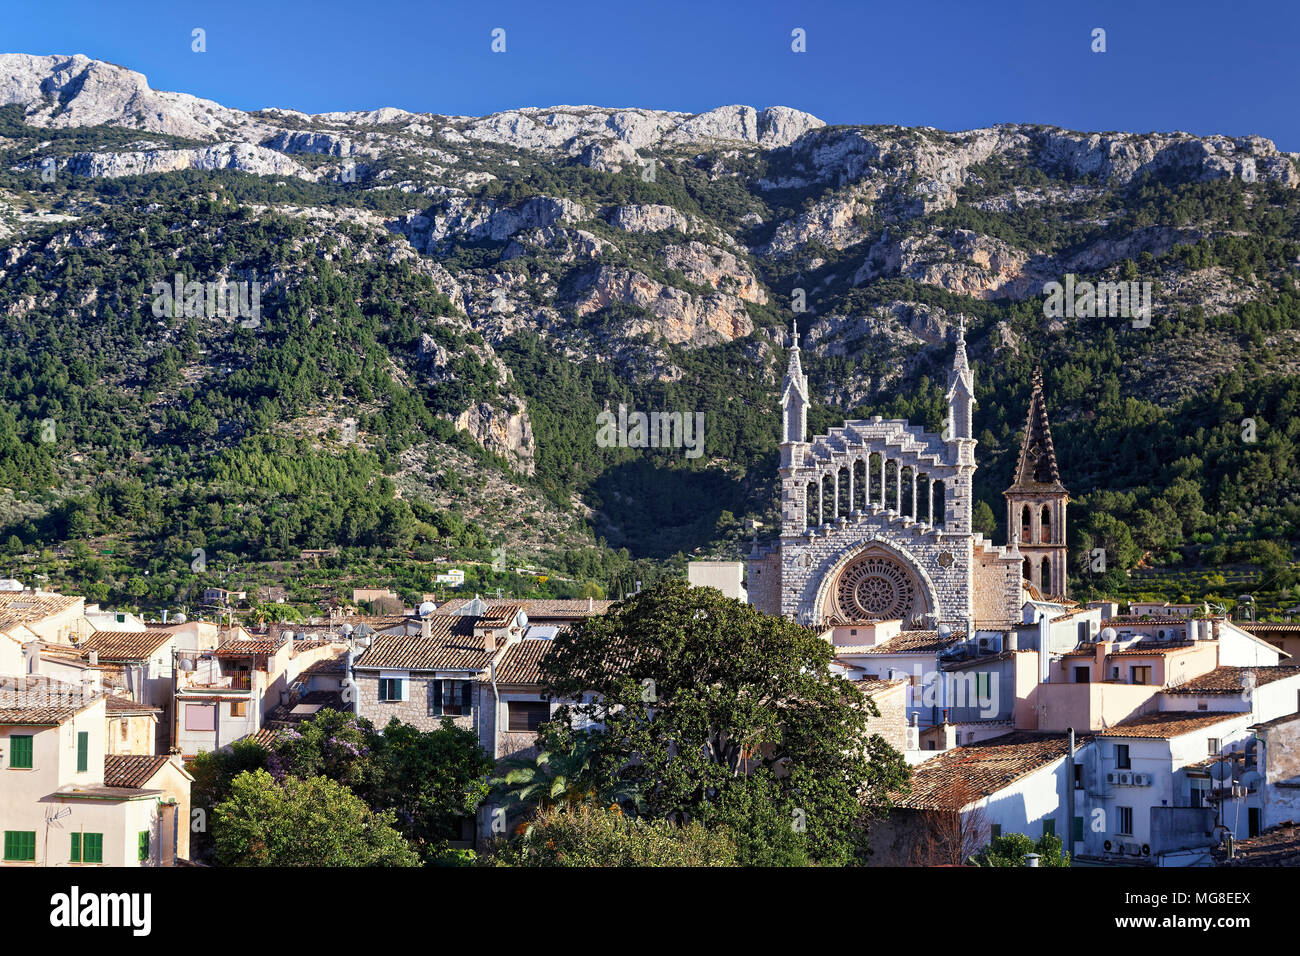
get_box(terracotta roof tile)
[354,615,493,671]
[1165,665,1300,696]
[0,675,100,724]
[103,754,171,789]
[896,732,1081,810]
[496,638,557,685]
[105,694,161,715]
[1098,711,1242,739]
[839,631,955,655]
[435,598,614,619]
[79,630,174,661]
[216,637,286,658]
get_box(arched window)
[1023,556,1033,583]
[933,479,946,527]
[869,453,883,506]
[805,482,817,528]
[1020,504,1032,543]
[885,460,899,512]
[1041,556,1052,595]
[821,474,834,525]
[1041,505,1052,544]
[838,466,850,518]
[918,473,930,523]
[901,466,914,518]
[852,459,866,511]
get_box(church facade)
[748,322,1067,633]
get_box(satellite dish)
[419,601,436,618]
[1209,760,1232,782]
[341,623,354,637]
[937,624,952,639]
[173,612,188,624]
[179,658,196,672]
[1100,627,1117,641]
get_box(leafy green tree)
[539,580,910,864]
[186,739,269,863]
[489,804,737,867]
[973,831,1070,867]
[212,769,418,866]
[365,717,493,862]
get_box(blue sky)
[8,0,1300,149]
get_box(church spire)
[946,316,975,441]
[1008,367,1064,490]
[780,317,809,461]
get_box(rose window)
[834,555,919,620]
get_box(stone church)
[747,321,1068,633]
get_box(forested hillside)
[1,53,1299,616]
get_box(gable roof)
[1098,711,1242,739]
[0,675,101,725]
[103,753,174,789]
[79,629,174,662]
[105,694,161,715]
[354,614,493,671]
[435,598,613,620]
[896,732,1079,811]
[1165,665,1300,696]
[836,630,954,655]
[495,638,557,685]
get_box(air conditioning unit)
[1125,842,1142,856]
[1106,772,1119,784]
[1134,773,1151,786]
[1119,772,1134,785]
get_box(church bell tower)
[1005,368,1069,598]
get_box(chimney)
[421,617,431,640]
[162,609,169,624]
[88,650,98,667]
[587,596,594,612]
[485,630,496,656]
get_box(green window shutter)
[460,680,473,713]
[139,831,150,863]
[10,734,33,769]
[7,831,37,862]
[77,732,88,773]
[86,833,103,863]
[432,679,442,714]
[1043,818,1056,837]
[990,824,1001,839]
[70,832,81,863]
[1073,816,1084,842]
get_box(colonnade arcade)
[803,453,946,530]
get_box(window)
[8,734,33,769]
[185,704,215,731]
[1117,806,1133,836]
[1073,764,1084,789]
[508,700,550,732]
[1130,666,1152,685]
[230,701,247,718]
[76,732,88,773]
[1189,775,1210,808]
[975,673,991,699]
[138,831,150,863]
[990,824,1002,839]
[1208,738,1220,755]
[433,679,473,717]
[1073,816,1084,842]
[1197,701,1208,711]
[3,831,35,861]
[1115,744,1131,769]
[70,832,103,864]
[378,678,406,702]
[1042,818,1055,837]
[1111,667,1119,681]
[120,720,128,741]
[1073,666,1090,684]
